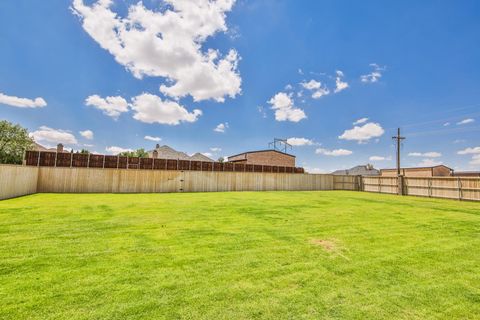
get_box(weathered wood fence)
[1,165,479,201]
[1,165,334,200]
[363,176,480,201]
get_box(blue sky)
[1,0,479,172]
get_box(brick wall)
[229,150,295,167]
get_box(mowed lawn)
[0,192,479,319]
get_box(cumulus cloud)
[334,70,349,93]
[457,147,480,155]
[408,152,442,158]
[339,122,384,143]
[106,146,133,154]
[457,118,475,125]
[315,148,352,156]
[360,63,385,83]
[457,147,480,167]
[353,117,369,125]
[304,167,328,174]
[210,147,222,152]
[131,93,202,125]
[0,92,47,108]
[300,79,330,99]
[470,154,480,166]
[30,126,78,145]
[268,92,306,122]
[214,122,229,133]
[301,80,321,90]
[85,94,129,119]
[369,156,391,161]
[79,130,94,140]
[286,137,316,146]
[418,158,442,167]
[144,135,161,142]
[72,0,241,103]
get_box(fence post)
[117,156,120,169]
[397,175,404,195]
[37,151,41,167]
[458,177,463,201]
[428,178,432,198]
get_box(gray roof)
[148,145,213,161]
[189,153,214,162]
[332,165,380,176]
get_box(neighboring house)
[453,171,480,177]
[227,150,295,167]
[380,165,453,177]
[31,142,68,153]
[147,144,214,162]
[332,164,380,176]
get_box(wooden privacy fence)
[363,176,480,201]
[0,165,332,200]
[25,151,305,174]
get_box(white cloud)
[0,92,47,108]
[286,137,316,146]
[353,117,369,125]
[457,147,480,155]
[457,147,480,167]
[315,148,352,156]
[202,152,213,158]
[268,92,306,122]
[210,147,222,152]
[369,156,391,161]
[301,80,321,90]
[79,130,94,140]
[334,70,349,93]
[85,94,129,119]
[418,158,443,167]
[214,122,229,133]
[144,135,161,142]
[360,63,385,83]
[131,93,201,125]
[72,0,241,103]
[443,122,451,127]
[339,122,384,143]
[304,167,328,174]
[105,146,133,154]
[300,79,330,99]
[457,118,475,125]
[30,126,78,145]
[284,84,293,90]
[408,152,442,158]
[470,154,480,166]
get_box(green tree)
[76,149,90,154]
[217,157,225,163]
[119,148,149,158]
[0,120,34,164]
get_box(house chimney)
[57,143,64,153]
[156,143,160,149]
[152,150,158,159]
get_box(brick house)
[380,165,453,177]
[227,150,295,167]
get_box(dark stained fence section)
[24,151,304,173]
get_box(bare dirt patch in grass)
[309,238,350,260]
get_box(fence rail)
[25,151,304,174]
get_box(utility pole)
[392,128,406,175]
[392,128,406,195]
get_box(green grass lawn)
[0,191,479,319]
